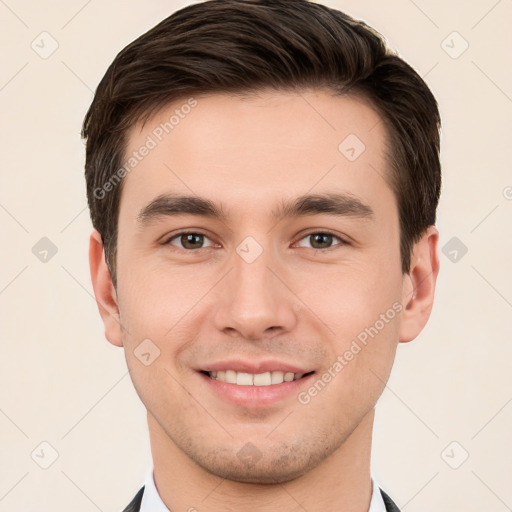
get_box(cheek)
[116,258,204,337]
[310,312,400,427]
[116,263,209,395]
[335,293,402,403]
[315,262,403,388]
[309,263,402,339]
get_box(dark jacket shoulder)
[380,487,401,512]
[122,486,144,512]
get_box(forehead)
[119,89,394,225]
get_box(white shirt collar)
[140,465,387,511]
[140,464,170,512]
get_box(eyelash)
[163,230,348,252]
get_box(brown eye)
[167,232,215,250]
[296,232,346,250]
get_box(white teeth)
[207,370,307,386]
[271,371,284,384]
[253,372,272,386]
[236,372,253,386]
[225,370,237,384]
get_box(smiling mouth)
[200,370,315,386]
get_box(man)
[83,1,441,510]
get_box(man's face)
[110,89,410,483]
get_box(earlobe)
[89,229,123,347]
[398,226,440,343]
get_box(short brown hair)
[82,0,441,286]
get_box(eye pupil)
[310,233,332,249]
[182,233,203,249]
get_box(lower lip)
[198,372,315,408]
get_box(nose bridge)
[232,236,279,315]
[213,234,297,340]
[234,240,273,298]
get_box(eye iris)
[181,233,203,249]
[176,233,337,250]
[310,233,333,249]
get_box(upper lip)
[198,360,314,374]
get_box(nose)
[212,241,298,341]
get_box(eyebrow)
[137,192,374,226]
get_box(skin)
[90,89,439,512]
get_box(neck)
[148,408,375,512]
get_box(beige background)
[1,0,511,510]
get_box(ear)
[89,229,123,347]
[399,225,440,343]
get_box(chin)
[204,460,308,485]
[192,442,324,485]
